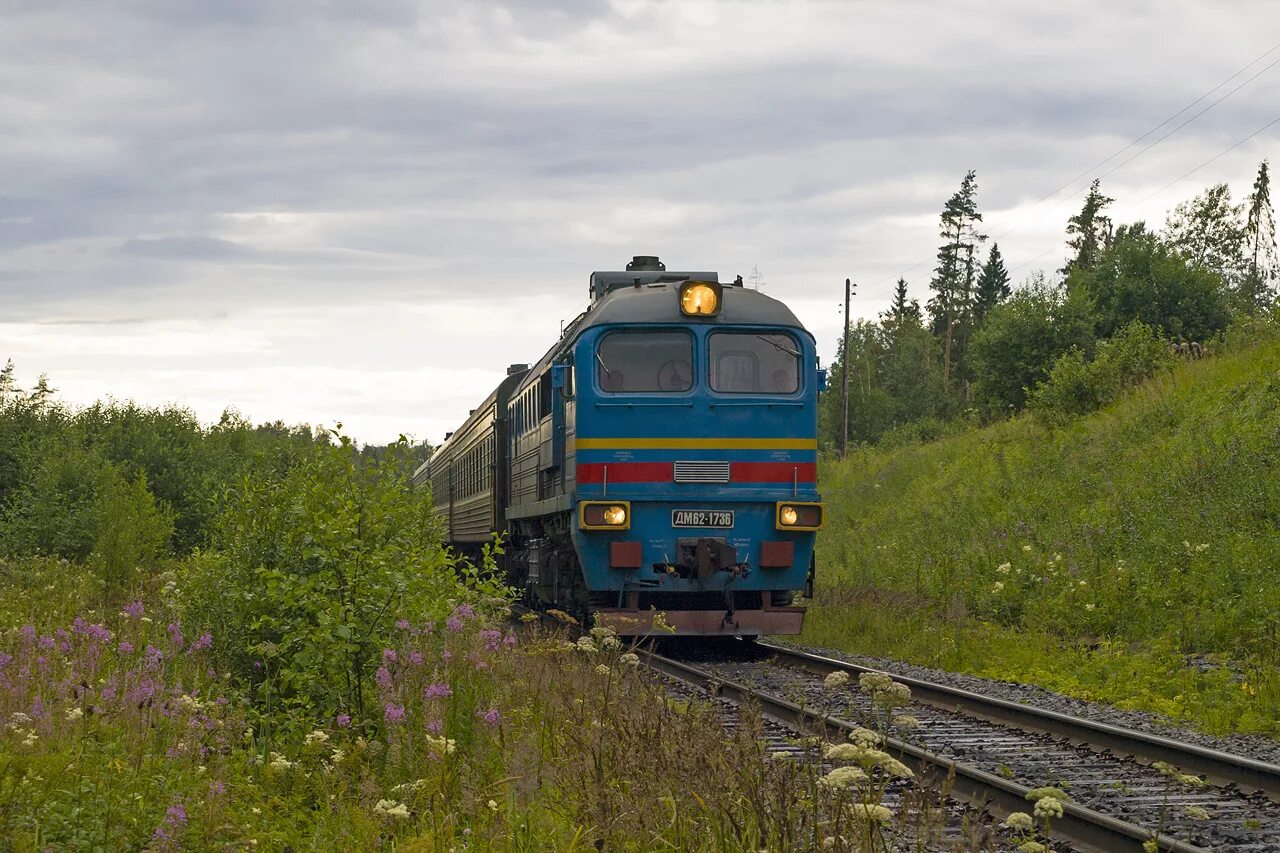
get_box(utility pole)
[841,278,854,457]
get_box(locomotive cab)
[564,258,823,636]
[434,255,823,637]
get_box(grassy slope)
[804,337,1280,735]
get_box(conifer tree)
[1244,159,1278,309]
[1063,178,1114,275]
[927,170,985,386]
[973,243,1011,323]
[885,277,922,326]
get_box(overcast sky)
[2,0,1278,443]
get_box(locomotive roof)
[578,278,805,331]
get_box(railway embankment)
[807,329,1280,738]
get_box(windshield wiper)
[595,351,612,376]
[756,335,801,359]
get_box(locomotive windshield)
[709,331,800,393]
[596,330,693,393]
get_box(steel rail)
[641,649,1206,853]
[755,640,1280,801]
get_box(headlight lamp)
[580,501,631,530]
[776,502,823,530]
[679,281,722,316]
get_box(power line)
[1030,41,1280,207]
[993,44,1280,260]
[881,40,1280,289]
[1006,111,1280,276]
[1121,113,1280,213]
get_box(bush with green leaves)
[1069,224,1229,343]
[1030,321,1174,423]
[968,274,1097,414]
[181,433,509,723]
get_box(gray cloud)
[2,0,1277,439]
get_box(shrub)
[1030,321,1173,423]
[969,275,1096,414]
[90,469,175,591]
[180,433,508,723]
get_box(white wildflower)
[992,581,1005,592]
[819,766,868,789]
[848,727,882,747]
[595,663,612,676]
[997,562,1012,574]
[64,707,84,722]
[1084,603,1096,612]
[891,714,920,730]
[575,637,598,654]
[846,803,892,823]
[1184,804,1211,820]
[374,799,411,819]
[425,735,456,756]
[824,743,862,761]
[304,729,330,746]
[331,748,345,763]
[1033,797,1064,819]
[487,799,499,811]
[268,752,295,771]
[1003,812,1035,831]
[1022,545,1033,552]
[619,652,640,667]
[822,670,850,690]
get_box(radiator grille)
[673,460,730,483]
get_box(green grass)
[806,334,1280,737]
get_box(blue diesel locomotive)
[414,256,824,636]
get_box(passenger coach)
[415,256,824,636]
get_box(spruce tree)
[1244,159,1278,310]
[1063,178,1114,275]
[885,278,922,326]
[973,243,1011,324]
[927,170,985,386]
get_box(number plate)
[671,509,735,528]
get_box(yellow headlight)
[679,281,720,316]
[776,502,823,530]
[603,505,627,526]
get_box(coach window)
[709,332,801,394]
[596,330,693,393]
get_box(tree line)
[820,160,1278,447]
[0,366,432,576]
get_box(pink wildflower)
[384,703,406,724]
[191,632,212,652]
[478,707,501,726]
[375,666,392,689]
[424,682,452,699]
[336,713,351,728]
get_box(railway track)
[646,640,1280,853]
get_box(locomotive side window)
[709,332,801,394]
[596,331,693,393]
